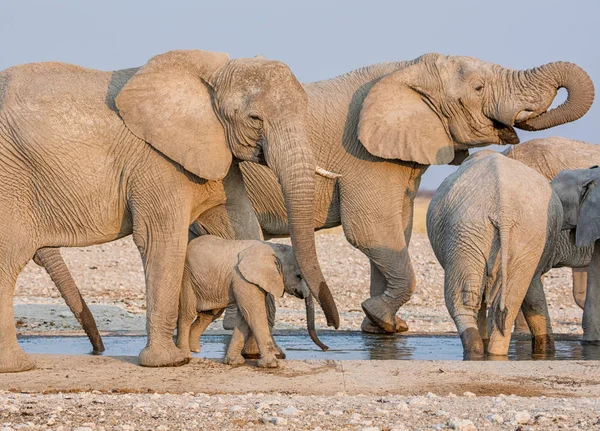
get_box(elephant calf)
[427,151,563,357]
[176,235,327,368]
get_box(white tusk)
[316,166,342,179]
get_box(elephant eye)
[474,84,484,92]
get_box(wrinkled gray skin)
[27,55,596,344]
[228,54,594,334]
[504,138,600,335]
[427,151,565,357]
[176,236,326,368]
[551,165,600,344]
[0,50,339,373]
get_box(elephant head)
[358,54,594,165]
[551,166,600,247]
[115,50,339,328]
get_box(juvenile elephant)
[176,236,328,368]
[427,151,565,357]
[504,137,600,334]
[0,50,339,372]
[220,54,594,334]
[551,166,600,343]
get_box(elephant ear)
[237,245,285,298]
[358,76,455,165]
[576,180,600,247]
[115,50,232,181]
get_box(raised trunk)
[515,62,594,131]
[265,122,340,329]
[34,248,105,354]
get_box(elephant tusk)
[315,166,342,179]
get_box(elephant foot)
[242,338,286,359]
[139,343,190,368]
[532,334,555,355]
[274,341,287,360]
[0,347,36,373]
[460,327,485,360]
[361,297,403,333]
[189,339,201,353]
[224,354,246,366]
[360,316,408,334]
[257,354,279,368]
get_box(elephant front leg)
[583,247,600,344]
[134,222,190,368]
[224,312,249,366]
[189,310,224,353]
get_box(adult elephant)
[0,50,339,372]
[224,54,593,334]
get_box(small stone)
[488,414,503,424]
[188,402,200,410]
[0,428,15,431]
[279,406,301,416]
[426,392,438,398]
[263,417,287,426]
[230,405,244,412]
[462,391,476,398]
[408,397,427,406]
[73,428,93,431]
[435,410,449,417]
[447,392,457,398]
[359,428,381,431]
[156,426,168,431]
[448,418,476,431]
[390,425,409,431]
[514,411,531,424]
[328,409,344,416]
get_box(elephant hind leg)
[189,309,224,353]
[0,236,38,373]
[520,275,554,355]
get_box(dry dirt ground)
[4,197,595,430]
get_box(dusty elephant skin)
[427,151,564,357]
[215,54,593,335]
[176,235,327,368]
[0,50,340,372]
[506,137,600,339]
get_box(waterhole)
[17,332,600,361]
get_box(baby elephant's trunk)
[305,296,329,351]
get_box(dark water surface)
[17,332,600,361]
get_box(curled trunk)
[305,296,328,351]
[34,248,105,354]
[515,62,595,131]
[265,122,340,329]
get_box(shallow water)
[17,332,600,361]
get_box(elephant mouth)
[492,119,520,145]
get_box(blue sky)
[2,0,598,189]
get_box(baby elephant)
[176,235,327,368]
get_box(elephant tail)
[489,220,511,336]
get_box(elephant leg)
[513,309,531,335]
[360,262,409,334]
[444,266,485,359]
[241,293,285,359]
[133,215,190,368]
[583,247,600,344]
[176,275,198,357]
[0,239,37,373]
[224,312,249,366]
[189,309,224,353]
[477,304,489,350]
[34,247,104,354]
[572,266,588,310]
[520,275,554,354]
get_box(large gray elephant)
[504,137,600,334]
[229,54,594,334]
[0,50,340,372]
[551,166,600,344]
[427,151,568,357]
[22,54,596,344]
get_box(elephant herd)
[0,49,595,372]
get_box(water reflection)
[17,333,600,361]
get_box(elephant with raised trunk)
[0,50,339,372]
[230,54,594,334]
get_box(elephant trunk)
[515,62,595,131]
[265,122,340,329]
[305,295,329,351]
[33,248,105,354]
